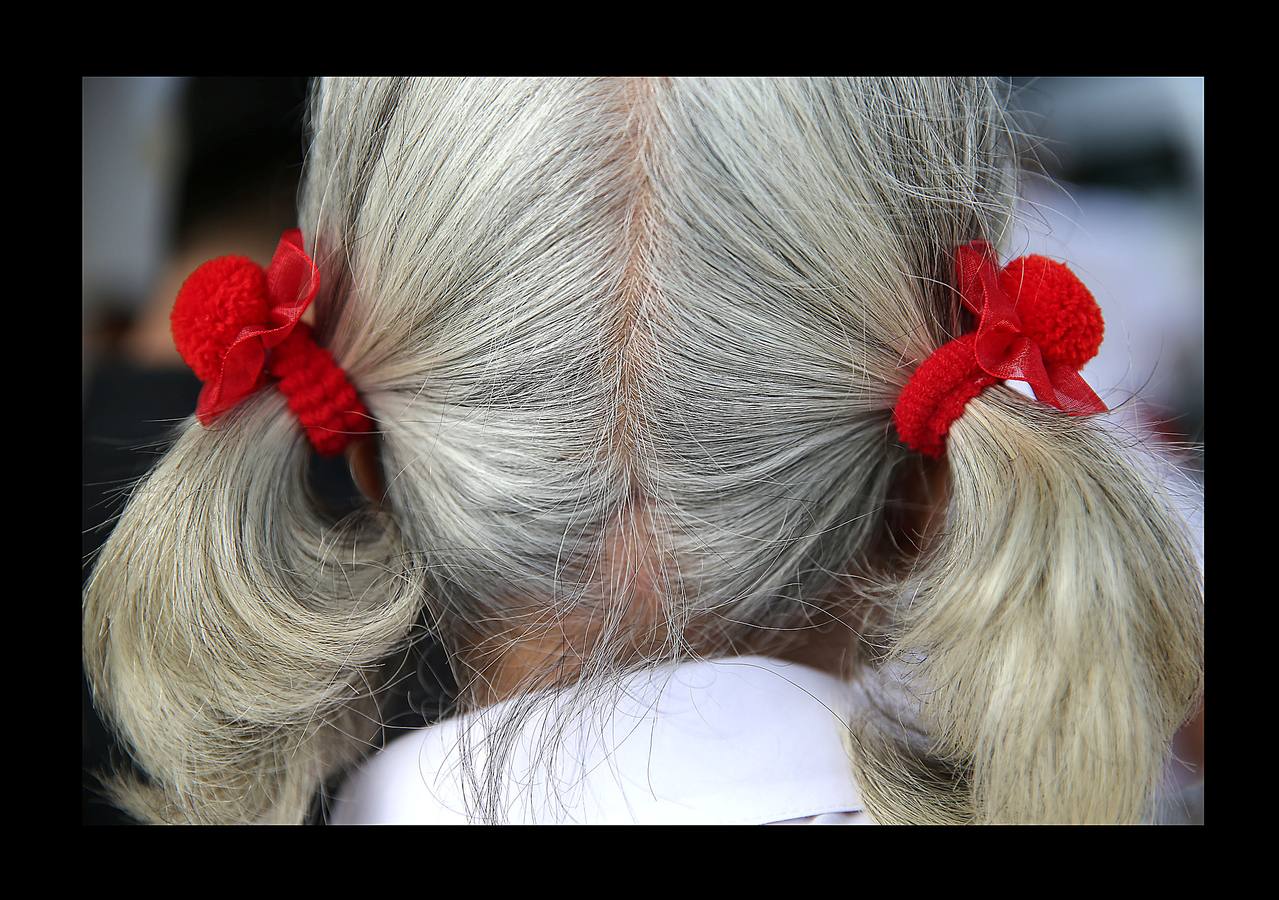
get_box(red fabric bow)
[958,241,1106,415]
[193,229,318,423]
[171,229,370,456]
[893,241,1107,457]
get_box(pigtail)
[850,391,1203,823]
[82,391,423,824]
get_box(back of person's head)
[83,77,1203,824]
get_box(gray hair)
[83,77,1203,824]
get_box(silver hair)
[83,77,1203,824]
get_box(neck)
[452,603,863,709]
[450,461,948,710]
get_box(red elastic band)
[892,241,1107,458]
[170,229,371,457]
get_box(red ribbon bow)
[171,229,370,456]
[191,229,319,423]
[893,241,1107,457]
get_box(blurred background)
[81,77,1205,824]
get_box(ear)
[346,434,387,505]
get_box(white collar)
[331,655,864,825]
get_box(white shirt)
[330,655,870,825]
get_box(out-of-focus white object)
[1016,77,1203,198]
[82,77,186,317]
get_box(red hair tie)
[893,241,1107,458]
[170,229,371,457]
